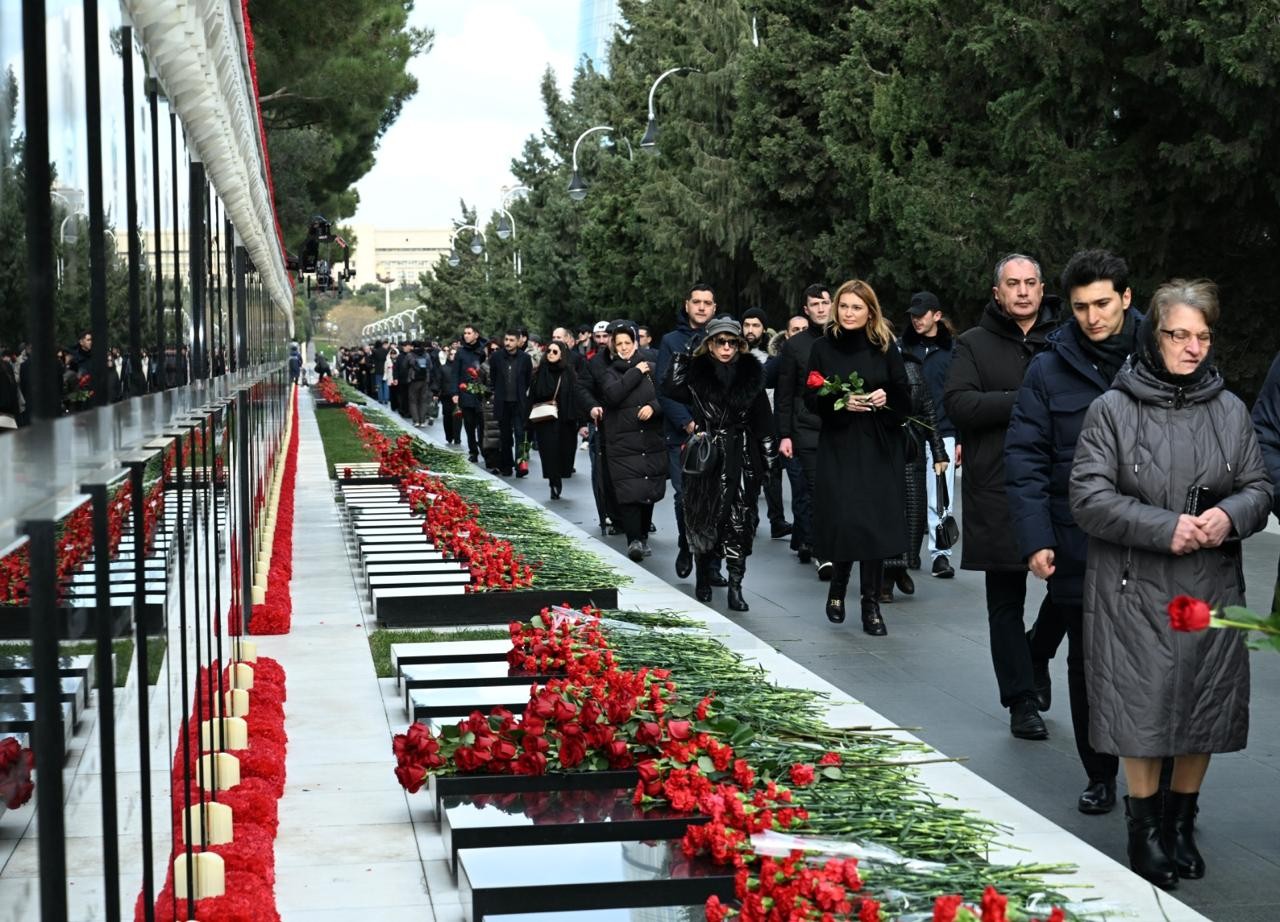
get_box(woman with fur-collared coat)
[663,316,777,612]
[1070,280,1270,889]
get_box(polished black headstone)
[391,640,510,673]
[399,660,551,693]
[457,839,734,922]
[409,685,528,721]
[427,767,640,814]
[442,786,707,874]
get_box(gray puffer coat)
[1069,358,1271,757]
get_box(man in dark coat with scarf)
[944,253,1063,742]
[451,325,488,462]
[487,330,533,476]
[657,284,724,585]
[1005,249,1136,814]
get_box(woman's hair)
[1148,279,1220,329]
[827,279,894,352]
[693,332,747,358]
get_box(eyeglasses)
[1160,328,1213,345]
[710,337,739,348]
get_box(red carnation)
[806,370,827,389]
[789,763,816,786]
[1168,595,1212,632]
[818,750,842,766]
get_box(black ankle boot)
[694,555,712,603]
[1163,791,1205,879]
[726,558,748,611]
[859,560,887,635]
[675,542,693,579]
[1125,793,1178,889]
[826,561,852,623]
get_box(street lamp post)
[640,67,699,152]
[569,125,634,201]
[448,224,485,266]
[376,267,394,313]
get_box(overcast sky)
[349,2,581,229]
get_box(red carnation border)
[248,387,299,635]
[138,656,288,921]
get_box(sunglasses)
[710,337,740,348]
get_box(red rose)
[637,759,661,785]
[806,371,827,389]
[1168,595,1212,632]
[394,762,427,794]
[635,721,663,747]
[604,739,633,768]
[789,763,816,786]
[0,738,35,809]
[466,366,479,379]
[343,467,353,479]
[514,751,548,775]
[491,739,518,763]
[558,734,587,768]
[667,719,692,741]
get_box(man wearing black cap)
[902,291,957,578]
[742,307,791,540]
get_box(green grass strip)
[0,636,166,687]
[313,400,377,479]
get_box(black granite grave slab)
[0,605,146,640]
[0,654,96,690]
[376,587,619,628]
[335,474,402,485]
[0,675,90,719]
[400,660,552,693]
[0,700,77,753]
[409,685,528,721]
[442,786,707,874]
[427,767,641,814]
[457,839,734,922]
[391,640,511,673]
[486,910,705,922]
[369,572,472,593]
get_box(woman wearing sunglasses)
[664,316,778,610]
[527,340,580,500]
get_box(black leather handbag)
[934,473,960,550]
[681,431,719,476]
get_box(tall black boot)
[694,555,713,603]
[1163,791,1205,879]
[726,557,748,611]
[826,561,853,623]
[859,560,887,636]
[1125,793,1178,889]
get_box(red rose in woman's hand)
[1168,595,1213,632]
[805,371,826,389]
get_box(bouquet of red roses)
[458,365,490,399]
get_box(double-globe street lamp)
[447,223,485,267]
[495,184,529,277]
[567,126,635,201]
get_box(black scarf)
[1073,310,1138,384]
[713,353,739,390]
[1135,314,1214,387]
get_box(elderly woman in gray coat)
[1070,279,1271,891]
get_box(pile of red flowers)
[0,736,35,809]
[0,473,165,606]
[393,609,1067,921]
[342,403,536,590]
[250,388,299,634]
[138,657,288,922]
[315,376,345,405]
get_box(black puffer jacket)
[664,350,777,558]
[943,298,1059,570]
[601,353,666,505]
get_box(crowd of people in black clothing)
[0,333,226,428]
[341,251,1280,893]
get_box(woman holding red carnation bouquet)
[1070,279,1271,889]
[804,279,911,635]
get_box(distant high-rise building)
[576,0,621,73]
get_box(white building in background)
[577,0,621,73]
[349,226,453,290]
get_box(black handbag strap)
[935,472,951,515]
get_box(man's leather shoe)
[1078,779,1117,815]
[893,569,915,595]
[931,556,954,578]
[816,560,833,581]
[797,545,813,564]
[1010,697,1049,740]
[771,521,793,540]
[675,547,693,579]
